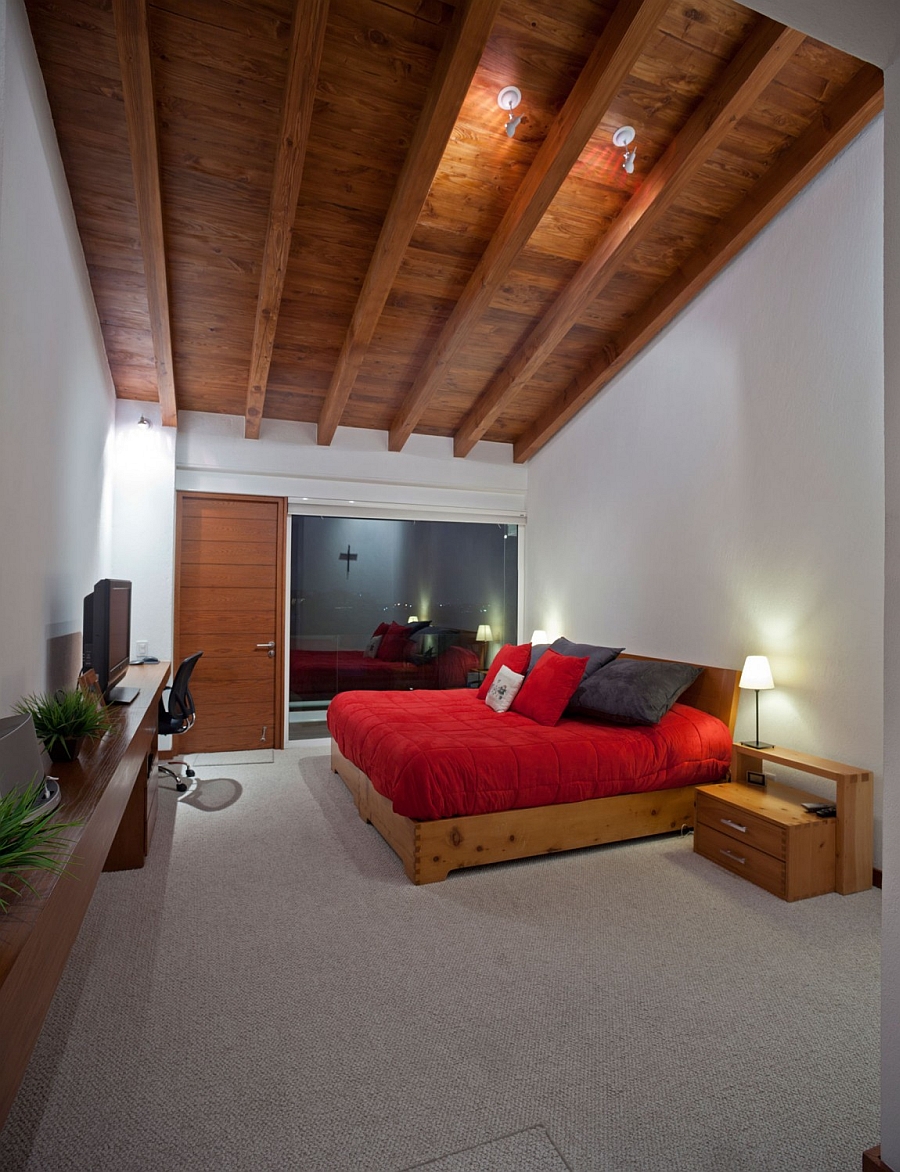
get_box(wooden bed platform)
[331,657,740,884]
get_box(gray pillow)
[527,643,551,672]
[550,637,622,680]
[569,658,701,725]
[529,637,622,678]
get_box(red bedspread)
[328,688,732,820]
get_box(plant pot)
[47,736,86,763]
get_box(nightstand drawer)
[696,791,786,859]
[694,822,785,898]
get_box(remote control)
[801,802,829,812]
[813,805,837,818]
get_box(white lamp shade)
[476,624,492,642]
[407,615,419,623]
[739,655,774,691]
[530,629,549,645]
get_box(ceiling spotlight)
[137,415,152,429]
[498,86,522,138]
[612,126,637,174]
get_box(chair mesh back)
[162,652,203,732]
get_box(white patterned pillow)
[485,665,524,713]
[362,635,382,659]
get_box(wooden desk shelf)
[0,661,169,1130]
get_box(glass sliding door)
[288,516,518,739]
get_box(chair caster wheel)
[185,767,195,777]
[176,781,188,792]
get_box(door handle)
[255,642,276,649]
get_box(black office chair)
[157,652,203,792]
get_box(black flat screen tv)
[83,579,132,699]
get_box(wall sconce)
[498,86,522,138]
[739,655,775,749]
[137,415,152,429]
[613,125,636,173]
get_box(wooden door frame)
[174,490,288,751]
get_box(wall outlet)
[136,640,149,658]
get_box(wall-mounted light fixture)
[137,415,152,429]
[498,86,522,138]
[612,125,636,173]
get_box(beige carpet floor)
[0,746,881,1170]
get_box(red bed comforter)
[328,688,732,820]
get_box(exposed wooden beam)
[243,0,330,441]
[387,0,670,452]
[113,0,177,428]
[454,19,805,457]
[316,0,502,448]
[513,64,884,463]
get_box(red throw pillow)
[372,622,389,637]
[375,622,410,662]
[477,642,532,699]
[511,648,588,725]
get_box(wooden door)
[174,493,286,752]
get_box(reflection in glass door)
[289,516,518,739]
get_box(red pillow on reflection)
[376,622,411,662]
[477,643,532,699]
[511,649,588,725]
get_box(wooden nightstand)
[732,744,873,895]
[694,780,836,901]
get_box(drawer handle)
[720,848,746,866]
[720,817,747,833]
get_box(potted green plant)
[14,689,112,762]
[0,778,79,912]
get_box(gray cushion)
[569,658,701,725]
[550,637,622,679]
[529,637,622,678]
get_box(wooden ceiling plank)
[512,63,884,462]
[316,0,503,447]
[386,0,672,452]
[113,0,177,427]
[454,18,806,457]
[243,0,330,441]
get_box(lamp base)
[740,739,774,749]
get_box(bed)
[329,654,740,883]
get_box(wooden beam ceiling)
[513,62,885,462]
[26,0,878,459]
[452,17,806,458]
[243,0,330,441]
[316,0,503,448]
[386,0,672,453]
[113,0,177,428]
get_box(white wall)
[110,400,176,664]
[0,0,116,711]
[526,119,885,852]
[174,412,527,522]
[880,51,900,1172]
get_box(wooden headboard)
[621,654,740,734]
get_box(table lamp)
[475,624,492,668]
[739,655,775,748]
[530,629,549,646]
